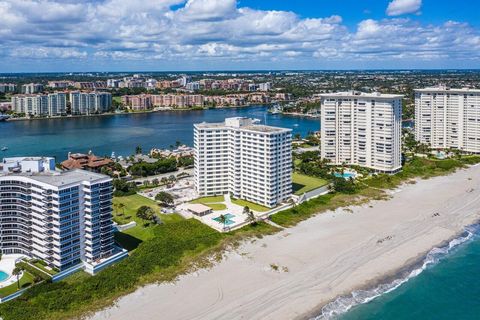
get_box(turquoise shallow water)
[0,271,8,282]
[315,224,480,320]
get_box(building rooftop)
[29,169,109,186]
[61,152,113,171]
[195,117,291,133]
[319,91,403,99]
[415,86,480,93]
[0,169,110,187]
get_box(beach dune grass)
[3,156,480,320]
[292,172,328,195]
[0,219,277,320]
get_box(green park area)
[231,198,270,212]
[190,195,227,211]
[292,172,329,195]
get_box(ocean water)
[315,224,480,320]
[0,106,319,161]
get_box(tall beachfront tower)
[415,86,480,153]
[194,117,292,208]
[319,91,403,173]
[0,157,115,272]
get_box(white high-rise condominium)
[0,157,116,272]
[194,117,292,208]
[70,91,112,115]
[48,92,67,116]
[12,93,66,116]
[415,86,480,153]
[320,91,403,173]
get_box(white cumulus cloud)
[386,0,422,16]
[0,0,478,69]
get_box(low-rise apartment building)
[121,94,204,110]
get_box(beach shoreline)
[91,164,480,320]
[301,226,478,320]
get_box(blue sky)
[0,0,479,72]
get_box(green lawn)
[113,194,184,250]
[231,198,270,212]
[3,155,480,320]
[190,195,225,204]
[0,272,35,298]
[190,195,226,211]
[31,261,57,275]
[205,203,227,211]
[292,172,329,195]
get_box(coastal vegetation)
[0,219,277,320]
[127,157,177,177]
[1,152,480,320]
[272,154,480,227]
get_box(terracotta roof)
[61,154,113,171]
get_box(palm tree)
[218,214,227,230]
[113,202,119,215]
[288,198,296,208]
[244,207,257,226]
[135,145,142,155]
[118,203,125,215]
[12,266,22,289]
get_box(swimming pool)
[213,214,236,225]
[0,271,9,282]
[334,172,356,179]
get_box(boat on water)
[1,146,8,151]
[268,104,283,114]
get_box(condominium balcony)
[42,190,53,196]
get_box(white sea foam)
[313,224,480,320]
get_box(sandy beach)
[91,164,480,320]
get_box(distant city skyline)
[1,0,479,72]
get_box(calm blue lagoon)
[0,106,319,161]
